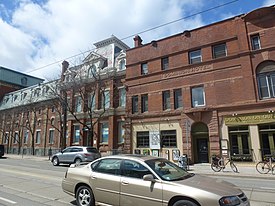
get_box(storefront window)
[228,126,251,161]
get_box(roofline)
[0,66,44,81]
[127,13,245,52]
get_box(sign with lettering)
[224,113,275,125]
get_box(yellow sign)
[224,113,275,125]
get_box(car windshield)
[145,159,193,181]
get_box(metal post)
[186,120,190,170]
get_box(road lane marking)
[0,197,17,204]
[260,187,275,190]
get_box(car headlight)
[219,196,241,206]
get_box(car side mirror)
[143,174,156,182]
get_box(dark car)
[51,146,101,166]
[0,145,4,157]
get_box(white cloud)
[263,0,275,6]
[1,0,205,79]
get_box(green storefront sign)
[224,113,275,125]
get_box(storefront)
[222,112,275,162]
[132,120,183,162]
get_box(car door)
[120,160,163,206]
[89,158,121,206]
[58,147,72,163]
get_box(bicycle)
[211,155,238,173]
[256,156,275,174]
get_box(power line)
[26,0,239,74]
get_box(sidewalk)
[189,162,275,179]
[3,153,275,178]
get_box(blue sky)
[0,0,274,79]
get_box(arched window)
[88,65,97,77]
[257,61,275,99]
[119,59,126,71]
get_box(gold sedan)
[62,154,250,206]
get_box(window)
[122,160,151,179]
[258,75,275,99]
[101,122,109,143]
[229,126,251,157]
[137,131,149,148]
[75,96,82,112]
[189,49,202,64]
[251,34,261,50]
[212,43,227,59]
[73,125,80,143]
[35,130,41,144]
[49,130,54,144]
[191,86,205,107]
[161,57,169,70]
[13,132,19,143]
[4,133,8,144]
[257,61,275,99]
[174,89,183,109]
[141,63,148,75]
[89,93,96,110]
[119,59,126,71]
[51,106,55,113]
[92,159,121,175]
[23,131,28,144]
[161,130,177,147]
[132,95,138,114]
[88,65,96,77]
[101,90,110,109]
[141,94,148,113]
[21,77,28,86]
[162,90,171,110]
[119,88,126,107]
[118,121,125,144]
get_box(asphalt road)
[0,157,275,206]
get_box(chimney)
[134,35,143,47]
[61,60,69,81]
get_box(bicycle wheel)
[230,161,238,173]
[256,161,270,174]
[211,163,221,172]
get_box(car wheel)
[173,200,198,206]
[52,157,59,166]
[76,185,94,206]
[75,158,82,164]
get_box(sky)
[0,0,274,80]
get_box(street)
[0,156,275,206]
[0,157,75,206]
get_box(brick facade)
[125,6,275,163]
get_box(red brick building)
[125,6,275,163]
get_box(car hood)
[172,174,242,196]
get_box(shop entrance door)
[197,138,209,163]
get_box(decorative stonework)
[162,64,213,79]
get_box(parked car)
[62,154,250,206]
[0,145,4,157]
[51,146,101,166]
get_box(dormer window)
[21,77,28,86]
[119,59,126,71]
[88,65,97,77]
